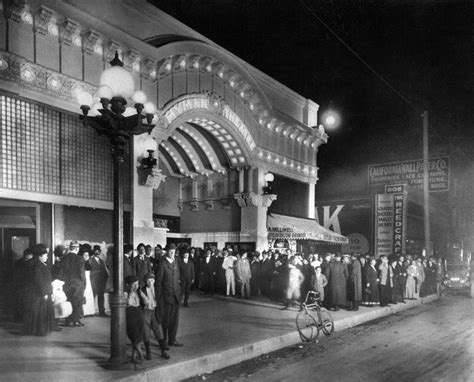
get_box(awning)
[267,213,348,244]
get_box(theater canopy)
[267,214,349,244]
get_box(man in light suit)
[155,243,183,347]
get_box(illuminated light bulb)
[132,62,140,72]
[123,106,136,117]
[193,62,199,69]
[205,64,212,72]
[143,102,157,114]
[100,65,135,99]
[21,11,33,24]
[132,90,147,104]
[90,102,102,116]
[21,68,35,82]
[72,35,82,47]
[76,90,94,107]
[94,45,103,55]
[165,63,172,71]
[97,85,113,100]
[48,23,58,36]
[218,71,224,78]
[229,80,235,87]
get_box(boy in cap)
[142,272,170,360]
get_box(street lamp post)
[422,110,431,258]
[77,52,157,368]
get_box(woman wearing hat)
[23,244,58,336]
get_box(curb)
[118,295,439,381]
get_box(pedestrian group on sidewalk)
[8,239,442,365]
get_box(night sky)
[149,0,473,171]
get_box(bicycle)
[296,291,335,342]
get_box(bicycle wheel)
[296,311,320,342]
[319,309,335,336]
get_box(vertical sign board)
[385,185,407,255]
[375,194,394,258]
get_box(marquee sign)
[164,95,256,151]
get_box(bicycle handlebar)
[304,290,321,302]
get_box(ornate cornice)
[234,192,277,208]
[153,53,327,144]
[0,50,94,105]
[34,6,54,36]
[59,18,79,45]
[82,29,100,55]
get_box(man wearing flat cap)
[155,243,183,347]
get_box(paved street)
[189,293,474,382]
[0,292,439,381]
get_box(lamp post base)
[105,356,130,370]
[107,293,128,369]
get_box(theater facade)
[0,0,330,266]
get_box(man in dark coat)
[394,255,407,303]
[155,244,183,347]
[321,253,332,308]
[259,251,272,296]
[329,253,348,311]
[90,245,109,316]
[200,249,216,294]
[13,248,34,322]
[123,244,134,282]
[60,241,86,327]
[179,249,194,307]
[133,243,152,288]
[250,252,261,296]
[348,254,362,311]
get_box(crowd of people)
[8,239,443,364]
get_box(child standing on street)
[125,275,145,363]
[142,273,170,360]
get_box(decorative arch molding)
[153,92,320,183]
[156,93,255,169]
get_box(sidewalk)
[0,293,438,382]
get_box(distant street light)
[320,109,341,129]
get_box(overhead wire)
[298,0,420,113]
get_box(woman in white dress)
[81,250,96,316]
[405,259,417,299]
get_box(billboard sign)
[368,157,449,194]
[375,194,395,258]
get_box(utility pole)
[423,110,431,257]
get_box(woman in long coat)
[349,255,362,310]
[23,244,56,336]
[415,258,426,298]
[405,259,417,299]
[329,254,348,310]
[360,256,369,305]
[365,258,380,306]
[311,266,328,302]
